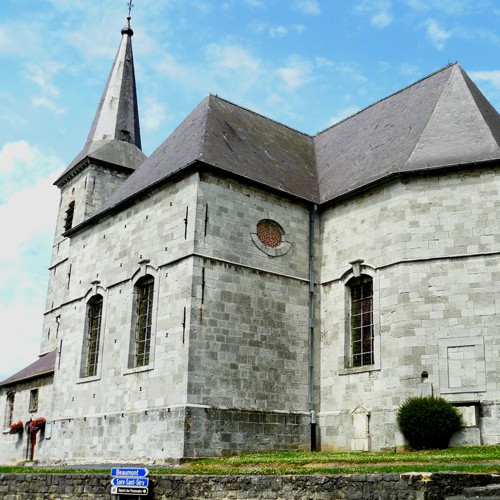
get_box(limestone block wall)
[196,173,311,278]
[188,175,312,413]
[183,406,310,457]
[318,168,500,451]
[42,163,131,355]
[188,257,309,411]
[42,173,200,462]
[43,406,186,464]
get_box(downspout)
[308,203,318,451]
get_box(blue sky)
[1,0,499,381]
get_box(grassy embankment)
[0,445,499,475]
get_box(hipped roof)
[76,63,500,227]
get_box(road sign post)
[111,467,149,497]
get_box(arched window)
[5,391,15,427]
[348,275,374,367]
[80,294,103,377]
[129,275,154,368]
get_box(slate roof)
[55,24,145,186]
[316,64,500,203]
[0,350,56,387]
[70,63,500,230]
[96,95,317,214]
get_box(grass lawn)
[0,445,499,475]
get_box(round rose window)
[256,219,283,248]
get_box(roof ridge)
[316,62,458,136]
[459,66,500,149]
[208,93,314,138]
[400,64,457,170]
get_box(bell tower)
[41,15,146,355]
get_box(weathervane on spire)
[126,0,134,28]
[127,0,134,16]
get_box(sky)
[1,0,499,381]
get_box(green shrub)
[397,396,464,450]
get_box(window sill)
[339,365,381,376]
[123,364,154,376]
[77,375,101,384]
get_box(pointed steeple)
[86,17,141,149]
[56,17,145,186]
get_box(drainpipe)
[308,204,318,451]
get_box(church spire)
[85,15,141,149]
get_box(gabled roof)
[55,23,145,186]
[316,64,500,203]
[0,350,56,387]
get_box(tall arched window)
[348,275,374,367]
[129,275,154,368]
[80,294,103,377]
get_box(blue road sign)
[111,477,149,488]
[111,467,149,477]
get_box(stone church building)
[1,20,499,464]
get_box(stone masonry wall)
[183,406,310,457]
[41,173,200,463]
[0,472,497,499]
[318,169,500,451]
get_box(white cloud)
[319,61,367,83]
[276,56,313,91]
[469,70,500,109]
[355,0,393,28]
[156,52,199,84]
[327,106,360,127]
[292,24,306,34]
[270,26,289,38]
[423,18,452,49]
[252,23,306,38]
[0,140,34,175]
[0,141,63,197]
[0,157,62,382]
[469,70,500,89]
[24,61,67,115]
[405,0,473,15]
[245,0,266,8]
[0,23,41,57]
[371,10,393,27]
[142,99,167,131]
[209,44,261,74]
[205,43,262,94]
[399,63,421,77]
[31,96,67,115]
[25,61,63,97]
[291,0,321,15]
[0,301,45,381]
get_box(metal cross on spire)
[126,0,134,28]
[127,0,134,17]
